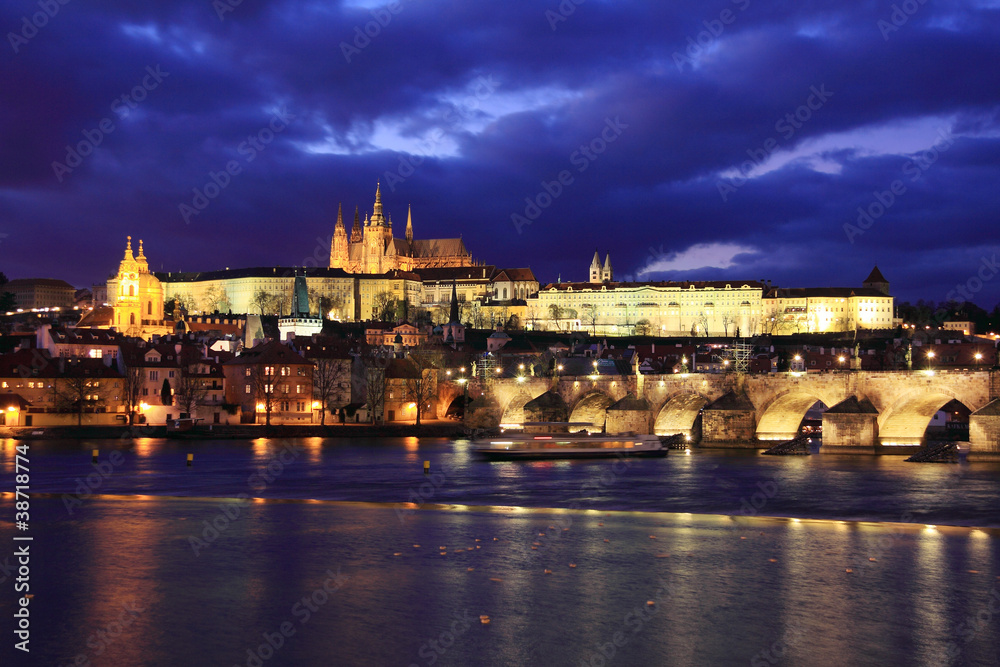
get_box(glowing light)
[139,402,150,411]
[311,401,321,409]
[6,406,16,412]
[256,403,265,411]
[409,403,416,409]
[516,376,525,383]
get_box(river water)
[1,437,999,666]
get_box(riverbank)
[0,421,468,440]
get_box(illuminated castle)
[329,184,473,273]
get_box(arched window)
[147,302,152,315]
[130,313,135,325]
[129,285,135,297]
[503,288,507,299]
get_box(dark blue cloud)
[1,0,999,307]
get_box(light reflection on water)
[5,497,997,667]
[2,437,999,665]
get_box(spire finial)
[127,236,132,251]
[405,204,413,242]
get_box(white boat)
[471,431,667,460]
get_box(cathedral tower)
[330,203,349,269]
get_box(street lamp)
[926,350,935,371]
[838,355,846,370]
[974,352,983,369]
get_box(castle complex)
[328,184,473,273]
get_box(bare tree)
[363,352,388,424]
[468,301,485,329]
[53,373,108,427]
[634,319,652,336]
[249,365,277,426]
[201,285,230,313]
[372,291,396,322]
[403,358,437,426]
[582,303,599,335]
[312,357,351,425]
[251,289,275,316]
[120,365,144,427]
[548,303,562,329]
[697,312,710,337]
[721,310,735,337]
[174,366,211,418]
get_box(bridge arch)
[756,390,832,441]
[568,391,615,433]
[653,392,711,438]
[500,391,536,428]
[878,388,970,446]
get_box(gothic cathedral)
[329,184,474,273]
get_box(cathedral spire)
[351,205,362,242]
[373,182,383,221]
[123,236,135,261]
[405,204,413,242]
[449,280,460,324]
[335,203,344,231]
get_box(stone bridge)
[445,369,1000,460]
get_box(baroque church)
[329,184,474,273]
[105,237,169,337]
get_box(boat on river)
[471,431,668,460]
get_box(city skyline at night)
[2,1,999,307]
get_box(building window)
[169,371,175,378]
[280,367,289,376]
[149,370,158,381]
[245,384,251,394]
[265,366,274,376]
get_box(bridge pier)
[969,398,1000,461]
[821,396,879,454]
[701,391,758,448]
[605,395,651,435]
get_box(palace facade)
[526,255,894,336]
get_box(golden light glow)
[311,401,321,409]
[256,402,265,411]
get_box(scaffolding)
[730,341,754,374]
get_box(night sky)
[2,0,999,306]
